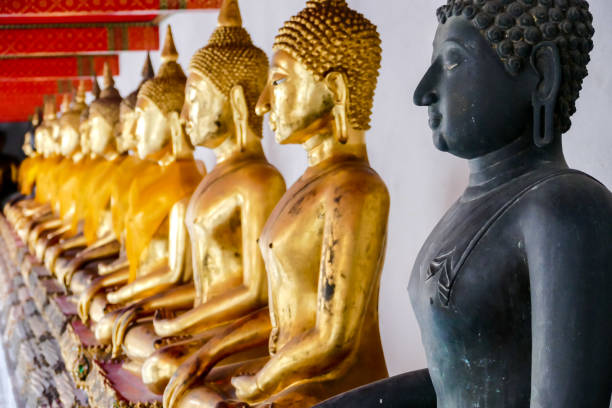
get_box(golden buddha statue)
[5,107,43,225]
[77,27,205,341]
[42,77,102,276]
[53,61,127,288]
[14,95,62,242]
[164,1,389,407]
[28,85,90,261]
[91,53,156,278]
[108,0,286,392]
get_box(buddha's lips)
[269,114,278,132]
[428,110,442,130]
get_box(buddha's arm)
[77,268,130,323]
[99,255,129,276]
[22,202,51,218]
[111,284,196,356]
[525,180,612,408]
[154,194,271,338]
[233,186,390,402]
[164,307,272,408]
[63,237,121,286]
[106,199,190,305]
[58,233,88,251]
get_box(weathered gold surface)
[77,27,204,350]
[116,0,285,394]
[164,1,389,407]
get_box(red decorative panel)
[0,55,119,80]
[0,0,221,15]
[0,79,93,95]
[0,14,158,25]
[0,79,94,122]
[0,24,158,56]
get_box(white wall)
[113,0,612,376]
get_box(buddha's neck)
[465,135,567,199]
[213,131,264,165]
[304,129,368,167]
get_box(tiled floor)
[0,343,17,408]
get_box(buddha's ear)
[530,41,562,147]
[324,71,349,144]
[169,111,193,159]
[230,85,248,151]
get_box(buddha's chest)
[186,176,243,292]
[260,180,326,290]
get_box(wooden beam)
[0,79,94,122]
[0,55,119,80]
[0,0,222,16]
[0,23,158,56]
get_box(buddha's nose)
[256,85,271,116]
[414,65,439,107]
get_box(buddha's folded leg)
[177,358,269,408]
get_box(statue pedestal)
[0,215,162,407]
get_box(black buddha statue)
[317,0,611,407]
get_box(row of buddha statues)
[5,0,612,407]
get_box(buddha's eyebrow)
[443,38,469,52]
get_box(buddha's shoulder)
[226,160,286,191]
[516,170,612,228]
[323,162,389,201]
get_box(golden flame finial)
[161,25,179,63]
[92,75,101,100]
[102,60,115,90]
[142,51,155,80]
[43,95,57,120]
[218,0,242,27]
[75,80,86,103]
[60,93,70,113]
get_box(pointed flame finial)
[142,52,155,80]
[161,25,179,63]
[60,93,70,113]
[43,95,57,119]
[218,0,242,27]
[103,61,115,90]
[75,80,86,103]
[92,75,101,99]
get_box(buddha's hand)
[106,284,132,304]
[111,304,144,358]
[63,255,82,287]
[231,375,265,403]
[163,349,215,408]
[78,280,103,324]
[153,313,177,338]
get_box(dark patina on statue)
[317,0,611,407]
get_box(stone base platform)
[0,216,162,408]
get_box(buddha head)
[23,107,42,157]
[37,95,61,158]
[135,25,191,161]
[413,0,594,159]
[118,53,155,154]
[256,0,381,146]
[59,81,88,157]
[89,62,122,157]
[79,76,101,157]
[182,0,268,152]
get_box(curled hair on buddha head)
[273,0,382,131]
[89,61,122,127]
[120,53,155,119]
[436,0,594,135]
[138,25,187,115]
[189,0,269,134]
[61,80,88,132]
